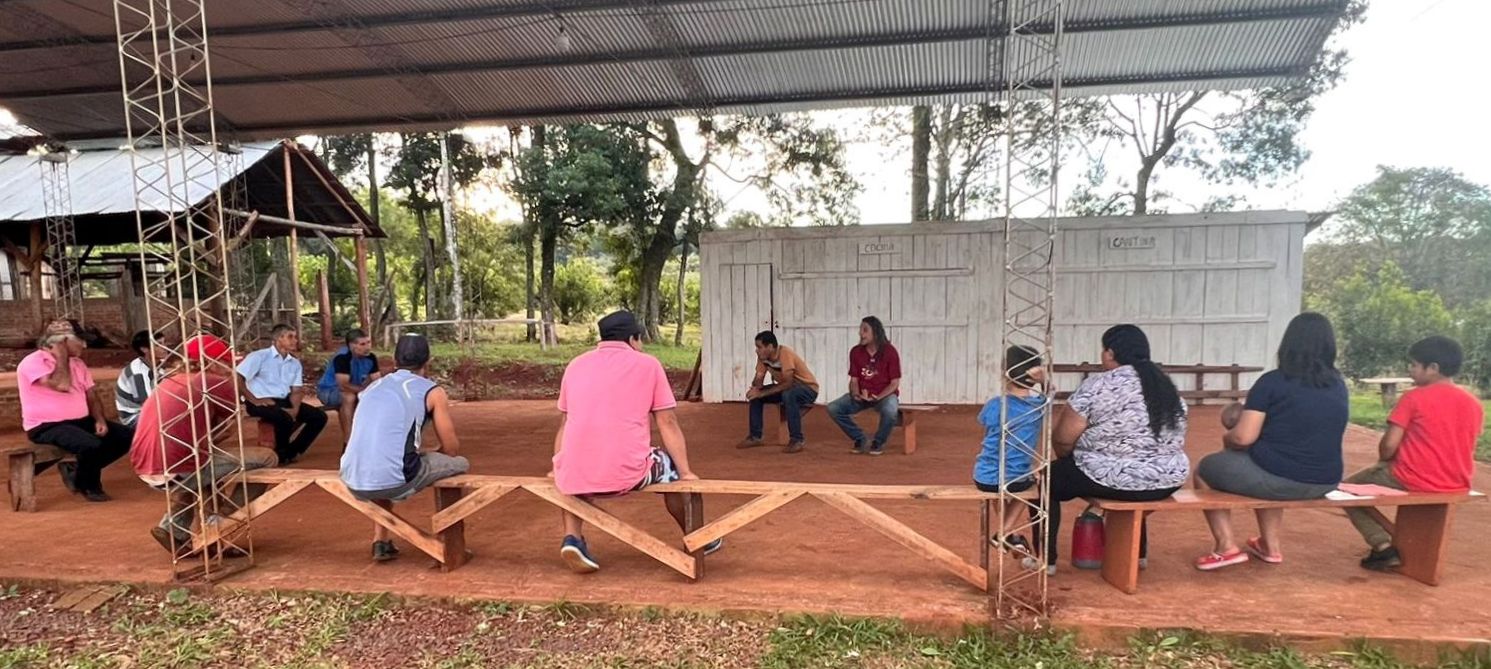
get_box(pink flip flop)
[1245,537,1283,564]
[1195,548,1249,571]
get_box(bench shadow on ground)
[1,402,1488,646]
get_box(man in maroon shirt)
[827,316,902,455]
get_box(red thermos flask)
[1071,505,1105,570]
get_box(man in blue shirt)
[316,329,381,449]
[238,324,327,464]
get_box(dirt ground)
[1,400,1488,648]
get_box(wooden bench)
[775,404,938,454]
[1054,363,1262,404]
[222,468,1025,592]
[5,443,76,512]
[1086,488,1487,594]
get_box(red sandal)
[1245,537,1283,564]
[1195,548,1249,571]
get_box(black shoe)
[82,489,111,503]
[851,438,869,454]
[57,462,78,493]
[373,540,399,562]
[783,440,805,454]
[868,442,885,456]
[1360,546,1401,571]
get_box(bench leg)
[684,492,704,579]
[435,487,470,572]
[1100,509,1143,594]
[980,499,993,594]
[902,414,918,455]
[777,410,789,446]
[8,452,35,512]
[1394,503,1454,586]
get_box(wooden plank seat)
[1086,488,1488,594]
[1054,363,1262,404]
[5,442,76,512]
[775,404,938,454]
[228,468,1029,592]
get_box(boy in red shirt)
[1346,336,1484,571]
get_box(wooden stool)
[897,405,937,455]
[775,404,817,445]
[6,443,76,512]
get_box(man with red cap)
[130,333,279,556]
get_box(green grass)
[1349,390,1491,463]
[420,321,701,371]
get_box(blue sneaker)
[560,535,600,574]
[702,538,724,556]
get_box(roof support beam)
[2,1,1345,103]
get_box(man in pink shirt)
[551,311,720,573]
[19,320,132,502]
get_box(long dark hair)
[862,316,889,347]
[1102,324,1184,438]
[1277,312,1341,388]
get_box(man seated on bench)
[19,320,132,502]
[1344,336,1484,572]
[827,316,902,456]
[316,328,381,449]
[238,324,327,465]
[339,334,468,562]
[738,330,819,453]
[115,329,166,428]
[130,334,278,556]
[551,310,721,573]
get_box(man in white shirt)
[238,324,326,464]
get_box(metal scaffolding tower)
[989,0,1063,618]
[40,152,84,323]
[113,0,253,581]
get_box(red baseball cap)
[184,334,233,365]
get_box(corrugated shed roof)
[0,0,1350,140]
[0,141,378,243]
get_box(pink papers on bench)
[1336,483,1409,497]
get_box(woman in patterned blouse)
[1039,325,1190,575]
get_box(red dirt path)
[1,402,1487,645]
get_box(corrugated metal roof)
[0,0,1350,140]
[0,141,378,242]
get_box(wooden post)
[354,237,372,337]
[435,487,471,572]
[283,144,302,331]
[28,222,44,326]
[318,270,332,351]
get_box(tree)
[1310,262,1454,379]
[1069,3,1365,215]
[1458,300,1491,393]
[1331,166,1491,308]
[1303,240,1382,303]
[552,258,610,325]
[383,132,494,321]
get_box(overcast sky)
[723,0,1491,225]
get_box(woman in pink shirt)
[18,320,132,502]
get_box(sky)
[720,0,1491,226]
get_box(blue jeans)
[748,384,819,442]
[827,393,900,446]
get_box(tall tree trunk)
[415,208,436,321]
[529,125,547,344]
[932,107,954,220]
[524,223,536,342]
[1134,158,1158,215]
[366,141,386,286]
[910,106,931,222]
[673,241,689,346]
[638,236,672,344]
[539,223,558,346]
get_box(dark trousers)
[1039,456,1179,566]
[28,417,132,493]
[748,384,819,442]
[244,398,327,462]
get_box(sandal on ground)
[1245,537,1283,564]
[1194,549,1249,571]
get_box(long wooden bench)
[1087,488,1487,594]
[1054,363,1263,403]
[775,404,938,454]
[5,442,76,512]
[213,468,1027,592]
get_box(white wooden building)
[698,211,1313,405]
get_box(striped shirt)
[114,357,157,427]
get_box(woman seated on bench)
[1042,325,1189,575]
[1194,312,1347,570]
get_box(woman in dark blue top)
[1195,313,1348,571]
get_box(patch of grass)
[0,645,50,669]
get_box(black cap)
[598,310,642,342]
[395,333,431,368]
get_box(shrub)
[1311,262,1454,379]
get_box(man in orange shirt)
[738,331,820,453]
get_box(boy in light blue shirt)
[973,345,1046,554]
